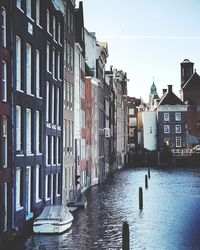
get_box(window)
[2,7,6,47]
[52,136,56,165]
[63,120,66,155]
[16,106,22,152]
[26,44,32,95]
[57,137,61,164]
[58,22,61,44]
[164,113,169,121]
[164,125,170,133]
[57,52,61,80]
[35,165,41,201]
[36,111,41,154]
[57,88,60,125]
[176,137,181,147]
[70,46,74,72]
[70,122,73,154]
[46,82,50,122]
[129,128,134,136]
[175,113,181,121]
[46,135,51,165]
[16,0,22,9]
[52,16,56,40]
[70,13,73,32]
[164,137,170,146]
[129,117,137,126]
[26,108,32,154]
[2,61,7,101]
[52,84,55,123]
[66,120,70,154]
[16,37,22,91]
[45,175,51,200]
[47,9,50,33]
[52,47,55,78]
[26,0,32,18]
[3,182,8,231]
[46,43,50,72]
[3,116,7,168]
[175,125,181,133]
[67,9,70,33]
[67,43,70,69]
[36,49,41,97]
[129,108,134,115]
[36,0,40,25]
[16,168,23,209]
[197,105,200,112]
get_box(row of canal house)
[139,59,200,152]
[0,0,129,240]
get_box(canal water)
[15,168,200,249]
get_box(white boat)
[33,205,74,234]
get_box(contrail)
[97,35,200,40]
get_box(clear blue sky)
[79,0,200,102]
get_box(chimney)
[162,89,167,95]
[168,85,172,93]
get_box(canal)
[13,168,200,249]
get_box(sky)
[78,0,200,102]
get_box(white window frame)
[16,106,22,151]
[129,108,134,115]
[176,137,181,148]
[36,0,40,26]
[45,175,50,200]
[16,0,22,10]
[57,88,60,125]
[36,49,41,98]
[164,125,170,134]
[2,61,7,102]
[47,9,50,33]
[35,165,41,202]
[3,116,8,168]
[52,84,55,123]
[2,7,6,47]
[46,82,49,122]
[175,112,181,121]
[26,43,32,95]
[3,182,8,231]
[26,108,32,154]
[36,111,41,154]
[164,113,169,121]
[16,36,22,91]
[52,16,56,41]
[58,22,61,44]
[26,0,32,19]
[46,42,50,72]
[57,52,61,80]
[16,168,23,210]
[52,47,55,78]
[175,125,181,133]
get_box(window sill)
[45,197,50,201]
[36,24,42,29]
[16,89,24,93]
[16,153,24,157]
[36,152,42,156]
[27,153,34,156]
[36,198,42,203]
[26,212,33,221]
[16,205,24,211]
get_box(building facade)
[74,1,88,194]
[157,85,187,149]
[0,0,12,239]
[63,0,75,205]
[180,59,200,145]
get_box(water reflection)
[21,168,200,250]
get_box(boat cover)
[35,206,71,222]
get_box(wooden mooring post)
[145,175,148,189]
[122,221,130,250]
[139,187,143,210]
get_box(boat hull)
[33,220,73,234]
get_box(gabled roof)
[156,85,184,107]
[182,71,200,89]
